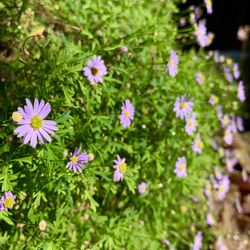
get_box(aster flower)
[162,239,170,246]
[195,20,210,47]
[208,94,219,105]
[220,115,230,128]
[174,156,187,177]
[119,99,135,128]
[0,191,16,211]
[66,148,88,173]
[204,0,213,14]
[113,155,127,182]
[214,50,220,62]
[192,231,202,250]
[216,238,229,250]
[185,113,197,136]
[192,136,204,154]
[237,81,246,102]
[236,116,244,132]
[195,72,205,85]
[223,128,233,145]
[83,55,107,85]
[216,106,223,120]
[206,213,215,225]
[233,63,240,79]
[13,99,58,148]
[138,182,148,194]
[166,50,179,77]
[224,67,233,83]
[174,96,193,120]
[194,6,202,20]
[204,182,212,197]
[216,175,230,200]
[225,157,237,172]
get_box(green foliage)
[0,0,243,249]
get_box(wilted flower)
[119,99,135,128]
[0,191,16,211]
[237,81,246,102]
[233,63,240,79]
[13,99,58,148]
[192,136,204,154]
[208,94,219,105]
[120,46,128,53]
[206,213,215,225]
[192,231,202,250]
[12,111,23,122]
[138,182,148,194]
[174,156,187,177]
[174,96,193,120]
[204,0,213,14]
[113,155,127,182]
[66,148,88,173]
[235,198,243,214]
[185,113,197,136]
[195,72,205,85]
[83,55,107,85]
[166,50,179,77]
[39,220,47,231]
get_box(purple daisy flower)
[119,99,135,128]
[216,175,230,200]
[224,67,233,83]
[216,238,228,250]
[192,231,202,250]
[195,72,205,85]
[66,148,88,173]
[83,55,107,85]
[237,81,246,102]
[138,182,148,194]
[204,0,213,14]
[185,113,197,136]
[223,128,233,145]
[225,157,237,172]
[113,155,127,182]
[13,99,58,148]
[220,115,230,129]
[236,116,244,132]
[174,156,187,177]
[192,136,204,154]
[0,191,16,211]
[208,94,219,106]
[195,20,210,47]
[206,213,215,225]
[166,50,179,77]
[233,63,240,79]
[216,106,223,120]
[174,96,193,120]
[162,239,170,246]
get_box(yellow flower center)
[212,96,219,104]
[125,109,130,118]
[197,140,204,150]
[30,116,43,130]
[119,163,127,174]
[12,111,23,122]
[140,186,146,192]
[91,67,99,76]
[4,197,15,209]
[188,120,193,128]
[207,0,212,8]
[219,184,225,193]
[71,156,78,164]
[180,102,187,109]
[169,59,174,68]
[178,164,185,172]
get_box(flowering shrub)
[0,0,245,249]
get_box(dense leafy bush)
[0,0,245,249]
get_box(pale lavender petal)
[39,103,51,119]
[39,128,52,142]
[23,129,34,144]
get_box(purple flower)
[192,231,202,250]
[216,238,228,250]
[83,55,107,85]
[66,148,88,173]
[237,81,246,102]
[204,0,213,14]
[166,50,179,77]
[216,106,223,120]
[195,72,205,85]
[174,96,193,120]
[174,156,187,177]
[206,213,215,225]
[208,94,219,105]
[235,198,243,214]
[236,116,244,132]
[120,46,128,53]
[220,115,230,128]
[216,175,230,200]
[192,136,204,154]
[119,99,134,128]
[113,155,127,182]
[162,239,170,246]
[242,169,248,182]
[225,157,237,172]
[0,191,16,211]
[233,63,240,79]
[138,182,148,194]
[223,128,233,145]
[179,18,186,27]
[194,6,202,20]
[185,113,197,136]
[224,67,233,83]
[195,20,210,47]
[214,50,220,62]
[13,99,58,148]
